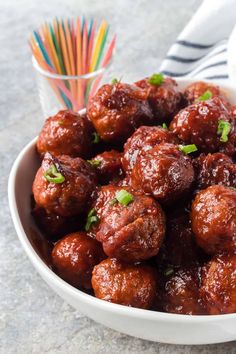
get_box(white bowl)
[8,79,236,345]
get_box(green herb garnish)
[162,123,168,129]
[217,120,231,142]
[229,186,236,191]
[87,159,101,167]
[164,267,174,277]
[148,73,164,86]
[179,144,198,154]
[44,164,65,184]
[111,78,118,85]
[198,90,213,101]
[58,120,64,126]
[115,189,134,206]
[92,132,100,144]
[85,208,100,231]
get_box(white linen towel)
[160,0,236,83]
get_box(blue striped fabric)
[160,39,228,80]
[159,0,236,82]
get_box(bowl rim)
[8,78,236,323]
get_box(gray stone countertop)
[1,0,236,352]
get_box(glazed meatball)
[130,143,194,204]
[184,81,228,105]
[52,232,105,289]
[29,228,53,267]
[170,97,236,155]
[200,253,236,314]
[135,76,182,123]
[160,207,206,267]
[91,185,166,262]
[194,153,236,190]
[116,175,132,188]
[191,185,236,254]
[87,82,153,144]
[92,258,157,309]
[86,185,126,239]
[32,206,82,241]
[89,150,124,184]
[90,185,121,226]
[161,267,205,315]
[36,110,94,158]
[122,126,179,173]
[33,153,97,217]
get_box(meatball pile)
[32,77,236,315]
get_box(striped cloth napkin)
[160,0,236,83]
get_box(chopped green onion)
[148,73,164,86]
[92,132,100,144]
[111,78,118,85]
[115,189,134,206]
[110,198,118,205]
[87,159,101,167]
[179,144,198,154]
[164,267,174,277]
[198,90,213,101]
[162,123,168,129]
[44,164,65,184]
[85,208,100,231]
[229,186,236,191]
[217,120,231,142]
[58,120,64,126]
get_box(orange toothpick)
[44,22,61,74]
[76,17,83,107]
[58,20,71,75]
[90,20,107,72]
[64,19,77,100]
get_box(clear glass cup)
[32,57,111,117]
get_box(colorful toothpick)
[30,17,115,110]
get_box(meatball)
[89,150,124,184]
[135,76,182,123]
[191,185,236,254]
[170,97,236,155]
[87,82,153,144]
[194,153,236,190]
[184,81,228,105]
[91,185,166,262]
[160,207,206,267]
[130,143,194,204]
[122,126,179,173]
[116,175,132,188]
[161,267,205,315]
[36,110,94,158]
[32,205,82,241]
[86,185,127,239]
[29,228,53,267]
[33,153,97,217]
[91,185,120,221]
[92,258,157,309]
[52,232,105,289]
[200,253,236,314]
